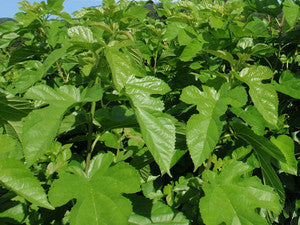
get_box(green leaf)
[252,0,281,17]
[233,122,286,163]
[177,28,194,46]
[270,135,298,175]
[25,85,81,104]
[231,106,269,135]
[180,85,228,169]
[200,161,282,225]
[106,49,142,92]
[47,0,64,12]
[209,16,224,29]
[126,76,176,175]
[22,85,92,165]
[255,150,285,203]
[245,18,269,37]
[179,39,203,61]
[22,106,66,165]
[129,195,189,225]
[223,85,248,108]
[0,93,33,122]
[68,26,95,43]
[0,158,53,209]
[282,0,300,28]
[9,47,68,93]
[106,49,176,175]
[94,105,136,130]
[205,50,236,67]
[237,37,254,49]
[272,70,300,99]
[81,83,104,102]
[0,198,26,224]
[0,134,23,160]
[0,33,19,48]
[0,21,19,36]
[49,153,140,225]
[236,66,278,126]
[238,65,274,82]
[126,5,150,20]
[249,83,278,126]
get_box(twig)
[56,62,66,83]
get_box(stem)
[278,14,285,53]
[91,22,114,35]
[116,30,134,41]
[205,154,213,170]
[84,102,97,173]
[274,14,285,70]
[153,51,158,74]
[56,62,66,83]
[84,114,93,173]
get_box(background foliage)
[0,0,299,224]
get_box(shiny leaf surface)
[200,161,282,225]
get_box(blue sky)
[0,0,102,18]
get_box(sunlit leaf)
[49,153,141,225]
[200,161,282,225]
[235,66,278,126]
[0,158,53,210]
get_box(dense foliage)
[0,0,299,224]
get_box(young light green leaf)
[25,85,80,104]
[236,66,278,126]
[272,70,300,99]
[0,158,54,210]
[126,5,150,21]
[49,153,141,225]
[200,161,282,225]
[271,135,297,175]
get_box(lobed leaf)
[107,49,176,175]
[236,66,278,126]
[180,85,231,169]
[200,161,282,225]
[126,76,176,175]
[22,84,101,165]
[49,153,141,225]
